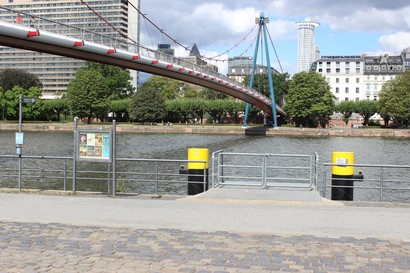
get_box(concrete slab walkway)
[0,192,410,272]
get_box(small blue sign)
[15,132,24,145]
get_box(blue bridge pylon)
[243,12,278,128]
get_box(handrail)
[322,162,410,202]
[0,154,207,195]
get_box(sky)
[139,0,410,75]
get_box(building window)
[355,98,359,102]
[335,87,339,93]
[374,96,377,101]
[356,87,359,93]
[231,68,235,73]
[345,78,349,83]
[326,68,331,73]
[326,78,330,83]
[336,68,340,73]
[336,62,340,67]
[345,61,350,66]
[345,87,349,93]
[318,62,322,67]
[336,78,339,83]
[326,62,331,67]
[356,61,360,67]
[356,78,360,83]
[345,98,349,101]
[356,68,360,73]
[345,68,350,74]
[318,68,322,72]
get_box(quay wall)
[1,123,410,138]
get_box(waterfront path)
[1,192,410,272]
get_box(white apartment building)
[312,54,404,103]
[296,18,320,73]
[0,0,140,98]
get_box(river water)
[0,130,409,200]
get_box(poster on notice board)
[77,129,112,162]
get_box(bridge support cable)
[243,12,278,128]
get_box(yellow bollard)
[331,152,354,200]
[187,148,209,195]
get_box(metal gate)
[211,151,318,190]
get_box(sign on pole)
[22,97,36,104]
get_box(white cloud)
[378,32,410,53]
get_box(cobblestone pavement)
[1,221,410,273]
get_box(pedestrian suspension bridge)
[0,6,285,124]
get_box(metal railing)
[211,151,318,190]
[322,163,410,202]
[0,154,207,195]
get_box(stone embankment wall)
[1,123,409,138]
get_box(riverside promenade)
[0,191,410,272]
[1,122,410,138]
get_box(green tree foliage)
[244,73,289,106]
[110,99,131,122]
[205,99,226,123]
[337,100,356,125]
[198,88,228,100]
[142,76,180,100]
[354,100,378,126]
[378,71,410,126]
[42,99,69,121]
[3,86,43,120]
[224,99,245,124]
[65,68,109,124]
[284,71,335,128]
[84,62,134,100]
[129,86,165,124]
[0,68,42,91]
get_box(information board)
[76,129,112,162]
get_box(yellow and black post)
[187,148,209,195]
[331,152,355,201]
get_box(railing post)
[380,167,384,202]
[323,168,327,198]
[107,163,111,195]
[155,163,159,195]
[203,162,206,192]
[63,159,67,191]
[262,154,267,188]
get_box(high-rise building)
[0,0,140,98]
[296,18,320,72]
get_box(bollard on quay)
[186,148,209,195]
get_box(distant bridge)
[0,15,285,117]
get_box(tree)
[355,100,378,126]
[284,71,335,127]
[3,86,43,120]
[337,100,356,125]
[109,99,131,122]
[84,62,134,100]
[0,69,42,91]
[142,76,180,100]
[42,99,69,121]
[205,99,226,123]
[244,72,289,106]
[378,71,410,127]
[65,68,109,124]
[224,99,245,124]
[129,85,165,124]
